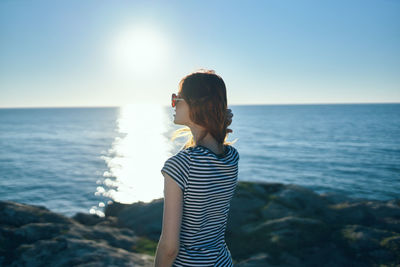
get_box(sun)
[110,25,170,77]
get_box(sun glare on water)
[94,104,176,216]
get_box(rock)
[226,181,399,265]
[241,215,331,261]
[381,236,400,259]
[0,201,154,266]
[1,180,399,266]
[106,198,164,241]
[72,212,105,226]
[340,225,393,251]
[339,225,399,263]
[235,252,271,266]
[319,191,360,204]
[11,237,153,267]
[275,184,329,210]
[15,222,70,244]
[0,201,73,227]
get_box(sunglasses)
[171,93,184,108]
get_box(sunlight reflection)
[98,103,172,206]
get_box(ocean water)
[0,104,399,217]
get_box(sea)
[0,103,399,217]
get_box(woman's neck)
[188,124,224,154]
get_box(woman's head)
[172,69,234,147]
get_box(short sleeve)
[161,150,190,191]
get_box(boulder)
[1,181,399,266]
[0,201,154,266]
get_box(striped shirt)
[161,144,240,267]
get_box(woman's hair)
[171,69,238,149]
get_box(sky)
[0,0,399,108]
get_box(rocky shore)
[1,181,399,266]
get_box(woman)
[154,69,239,267]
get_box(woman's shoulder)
[226,144,239,159]
[227,144,238,153]
[188,144,239,160]
[170,147,192,161]
[164,149,191,170]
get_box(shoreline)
[1,181,399,266]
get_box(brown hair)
[171,69,237,149]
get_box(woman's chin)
[174,119,183,126]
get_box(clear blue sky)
[1,0,399,108]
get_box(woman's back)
[161,144,240,266]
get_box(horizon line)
[0,101,399,109]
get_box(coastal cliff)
[1,181,399,266]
